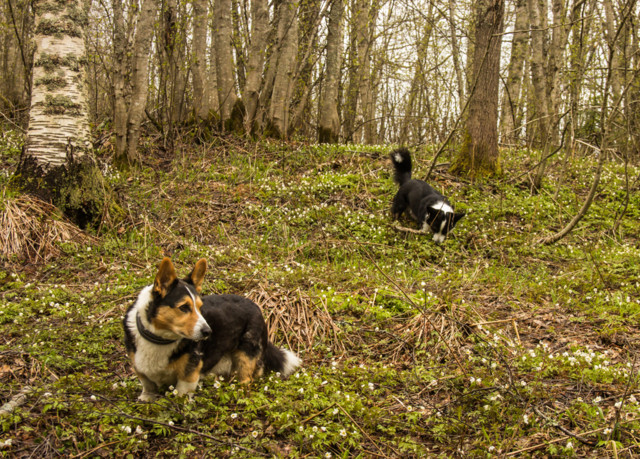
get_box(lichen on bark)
[13,152,105,229]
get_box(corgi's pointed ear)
[154,257,178,297]
[185,258,207,293]
[453,212,465,224]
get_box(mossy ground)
[1,135,640,457]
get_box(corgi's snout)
[200,323,212,338]
[192,317,212,341]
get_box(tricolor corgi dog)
[123,257,301,401]
[390,148,464,243]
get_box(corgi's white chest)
[134,340,179,386]
[126,287,181,386]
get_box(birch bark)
[16,0,104,228]
[25,0,91,167]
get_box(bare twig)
[300,402,337,424]
[71,440,122,458]
[102,408,266,456]
[532,406,597,447]
[337,403,398,458]
[506,425,611,456]
[609,353,639,441]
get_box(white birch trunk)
[25,1,90,168]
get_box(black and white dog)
[390,148,464,243]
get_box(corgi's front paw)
[138,392,158,402]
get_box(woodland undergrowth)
[1,132,640,457]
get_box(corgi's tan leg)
[169,354,203,396]
[233,351,258,384]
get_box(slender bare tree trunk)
[539,0,637,244]
[547,0,572,139]
[500,0,529,143]
[123,0,158,166]
[255,25,280,133]
[567,0,593,130]
[158,0,188,148]
[289,0,324,136]
[231,0,246,93]
[0,0,30,121]
[192,0,209,121]
[400,4,434,143]
[451,0,505,178]
[602,0,629,154]
[112,0,127,160]
[171,3,189,128]
[267,0,298,138]
[319,0,345,143]
[530,0,573,190]
[603,0,622,100]
[243,0,268,133]
[214,0,238,126]
[448,0,465,112]
[207,23,219,114]
[361,4,380,144]
[528,0,550,189]
[625,4,640,154]
[528,0,548,145]
[343,0,370,142]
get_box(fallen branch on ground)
[0,386,32,416]
[392,225,427,235]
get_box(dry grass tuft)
[0,192,93,264]
[249,284,347,355]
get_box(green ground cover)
[1,137,640,457]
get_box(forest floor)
[1,134,640,458]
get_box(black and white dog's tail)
[390,148,412,185]
[264,343,302,378]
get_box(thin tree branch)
[6,0,31,89]
[532,406,597,447]
[537,0,638,245]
